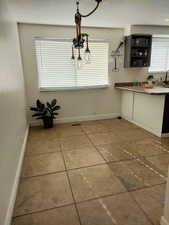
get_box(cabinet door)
[121,91,134,121]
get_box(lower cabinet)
[121,91,165,137]
[121,91,134,121]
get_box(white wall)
[131,25,169,35]
[0,1,27,225]
[161,168,169,225]
[18,23,148,125]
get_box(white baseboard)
[131,120,162,137]
[161,216,169,225]
[30,113,120,126]
[4,126,29,225]
[121,116,162,137]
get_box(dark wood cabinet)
[124,34,152,68]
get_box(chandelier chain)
[72,0,102,66]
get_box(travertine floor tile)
[132,184,166,225]
[118,129,152,142]
[63,147,105,169]
[109,159,165,191]
[100,119,138,130]
[146,153,169,176]
[57,126,84,138]
[26,138,60,155]
[88,132,119,146]
[14,173,73,216]
[77,193,152,225]
[108,124,139,134]
[81,124,108,134]
[124,138,168,158]
[13,205,80,225]
[80,120,102,125]
[60,135,92,151]
[22,152,65,178]
[68,164,126,202]
[99,119,127,126]
[29,127,60,140]
[96,143,135,162]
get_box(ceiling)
[9,0,169,28]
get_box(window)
[149,37,169,72]
[35,39,109,90]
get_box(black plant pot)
[43,116,53,128]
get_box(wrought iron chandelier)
[71,0,103,68]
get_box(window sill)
[148,71,166,73]
[39,85,110,92]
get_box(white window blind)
[149,37,169,72]
[35,39,109,90]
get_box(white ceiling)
[9,0,169,28]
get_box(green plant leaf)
[52,105,60,111]
[51,99,57,107]
[47,102,51,108]
[36,99,42,108]
[32,113,43,117]
[30,107,39,112]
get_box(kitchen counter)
[115,82,169,137]
[115,86,146,93]
[115,86,169,95]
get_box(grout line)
[129,191,155,225]
[13,203,75,219]
[75,182,166,205]
[13,182,166,220]
[81,127,108,163]
[60,150,83,225]
[75,190,128,205]
[26,143,169,159]
[63,162,107,171]
[21,162,113,180]
[20,169,66,180]
[21,154,166,181]
[25,150,62,158]
[128,182,167,193]
[134,157,166,179]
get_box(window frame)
[34,37,110,91]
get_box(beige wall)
[19,23,148,124]
[131,25,169,35]
[0,1,27,224]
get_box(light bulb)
[77,58,83,69]
[84,48,91,64]
[71,57,76,65]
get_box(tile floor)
[12,119,169,225]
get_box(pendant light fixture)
[71,0,103,68]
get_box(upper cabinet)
[124,34,152,68]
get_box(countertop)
[115,86,169,95]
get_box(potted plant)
[30,99,60,128]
